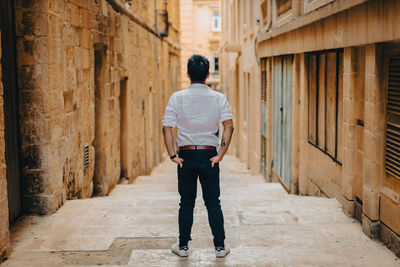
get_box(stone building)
[180,0,221,90]
[0,0,180,261]
[220,0,400,257]
[220,0,262,172]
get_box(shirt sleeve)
[219,94,233,123]
[163,94,177,127]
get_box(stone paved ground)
[2,156,400,266]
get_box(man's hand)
[210,155,223,167]
[172,156,184,168]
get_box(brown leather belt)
[179,145,216,151]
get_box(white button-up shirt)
[163,83,233,147]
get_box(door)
[93,44,107,195]
[1,0,23,223]
[261,59,267,178]
[272,56,293,190]
[119,77,128,179]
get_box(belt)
[179,145,216,151]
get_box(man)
[162,55,234,258]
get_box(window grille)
[386,57,400,180]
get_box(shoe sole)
[171,249,189,257]
[216,249,230,258]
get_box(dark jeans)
[177,149,225,248]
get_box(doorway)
[1,0,23,223]
[119,77,128,179]
[272,55,293,191]
[93,44,107,195]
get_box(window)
[385,57,400,180]
[212,10,221,32]
[213,55,219,73]
[276,0,292,16]
[308,50,343,162]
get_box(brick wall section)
[13,0,179,214]
[0,31,11,263]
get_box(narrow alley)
[2,156,399,266]
[2,0,400,265]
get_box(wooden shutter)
[386,57,400,180]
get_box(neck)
[190,81,206,85]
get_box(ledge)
[258,0,368,44]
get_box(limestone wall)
[13,0,179,214]
[0,30,11,263]
[220,0,262,174]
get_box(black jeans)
[177,149,225,248]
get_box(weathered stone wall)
[13,0,179,214]
[0,30,11,263]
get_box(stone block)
[82,48,90,69]
[362,213,380,240]
[363,130,384,164]
[14,9,47,37]
[22,169,46,195]
[47,13,62,38]
[17,64,43,91]
[69,3,81,27]
[342,147,356,176]
[343,98,356,124]
[341,174,355,200]
[364,102,384,133]
[23,193,52,215]
[80,28,91,50]
[0,197,9,232]
[354,199,362,223]
[363,159,383,189]
[19,120,41,145]
[381,223,400,258]
[362,186,380,220]
[365,44,385,76]
[365,74,384,104]
[80,9,92,28]
[0,231,10,263]
[380,193,400,236]
[21,144,42,170]
[343,47,358,74]
[340,195,355,217]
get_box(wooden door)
[273,56,293,190]
[1,0,23,223]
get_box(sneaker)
[215,244,230,258]
[171,242,189,257]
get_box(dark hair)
[187,54,209,83]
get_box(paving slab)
[2,156,400,266]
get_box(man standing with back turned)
[162,55,234,258]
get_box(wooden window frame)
[307,49,344,164]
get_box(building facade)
[220,0,263,172]
[0,0,180,261]
[180,0,221,90]
[221,0,400,257]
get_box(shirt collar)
[188,83,209,90]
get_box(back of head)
[187,55,209,83]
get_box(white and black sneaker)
[215,244,230,258]
[171,242,189,257]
